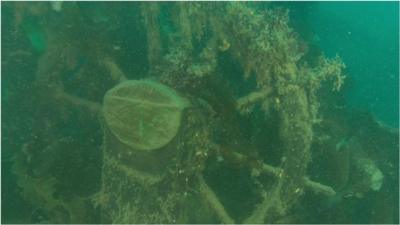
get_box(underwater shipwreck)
[2,2,399,224]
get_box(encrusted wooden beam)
[219,147,336,197]
[197,174,235,224]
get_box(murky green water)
[1,2,398,224]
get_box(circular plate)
[103,80,190,151]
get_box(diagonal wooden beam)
[219,147,336,197]
[197,174,235,224]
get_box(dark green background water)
[311,2,399,128]
[288,1,399,128]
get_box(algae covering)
[1,2,398,224]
